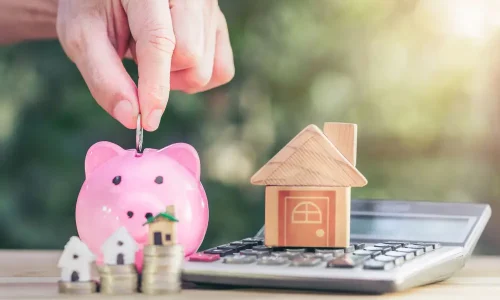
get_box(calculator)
[181,198,491,294]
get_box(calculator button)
[343,245,355,253]
[257,256,289,266]
[414,242,441,250]
[239,249,271,257]
[285,248,306,253]
[303,253,331,261]
[352,243,365,250]
[315,249,345,257]
[395,247,424,256]
[217,244,244,251]
[188,253,220,262]
[374,255,404,266]
[252,245,272,252]
[242,238,263,245]
[204,248,235,257]
[364,246,391,253]
[229,241,250,248]
[271,251,302,259]
[353,249,381,258]
[290,257,322,267]
[327,254,369,268]
[374,243,398,250]
[383,241,409,247]
[363,259,395,270]
[385,251,415,261]
[407,244,434,252]
[223,254,257,264]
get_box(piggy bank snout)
[116,193,166,241]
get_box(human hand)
[56,0,234,131]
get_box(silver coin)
[143,244,184,257]
[136,113,143,154]
[97,264,138,275]
[58,280,97,294]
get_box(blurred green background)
[0,0,499,254]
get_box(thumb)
[123,0,175,131]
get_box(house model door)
[278,190,336,247]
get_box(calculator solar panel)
[181,199,491,294]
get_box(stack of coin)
[97,264,138,294]
[141,244,184,294]
[58,280,97,294]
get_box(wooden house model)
[143,205,179,246]
[100,226,139,265]
[250,123,367,248]
[57,236,95,282]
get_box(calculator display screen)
[350,214,475,243]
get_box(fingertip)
[144,109,164,131]
[113,100,138,129]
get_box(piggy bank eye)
[113,176,121,185]
[155,176,163,184]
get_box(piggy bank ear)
[85,141,124,177]
[158,143,200,179]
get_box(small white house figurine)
[57,236,95,282]
[100,226,139,265]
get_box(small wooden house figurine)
[250,123,368,248]
[100,226,139,265]
[57,236,95,282]
[143,205,179,246]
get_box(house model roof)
[57,236,95,268]
[143,211,179,225]
[250,124,367,187]
[100,226,139,253]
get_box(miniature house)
[144,205,179,246]
[100,226,139,265]
[250,123,367,248]
[57,236,95,282]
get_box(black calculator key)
[352,243,365,250]
[229,241,247,247]
[364,246,391,253]
[217,244,242,250]
[363,259,395,270]
[223,255,257,264]
[290,257,322,267]
[353,249,381,258]
[327,254,369,268]
[258,256,289,266]
[385,251,415,261]
[374,255,404,266]
[242,238,263,245]
[315,249,345,257]
[204,248,235,257]
[252,245,272,252]
[239,249,270,257]
[396,247,424,256]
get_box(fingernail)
[147,109,163,131]
[113,100,134,127]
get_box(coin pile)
[97,264,138,294]
[141,244,184,294]
[58,280,97,294]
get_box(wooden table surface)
[0,250,499,299]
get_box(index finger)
[123,0,175,131]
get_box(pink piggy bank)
[75,141,209,271]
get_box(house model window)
[291,201,322,224]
